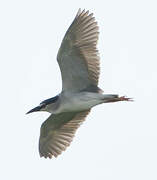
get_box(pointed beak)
[26,106,41,114]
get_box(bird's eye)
[40,103,46,109]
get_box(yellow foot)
[106,96,133,103]
[118,96,133,101]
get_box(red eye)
[40,103,46,109]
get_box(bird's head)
[26,103,46,114]
[26,95,59,114]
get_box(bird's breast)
[57,92,104,113]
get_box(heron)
[27,9,132,159]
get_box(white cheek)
[44,104,56,113]
[44,105,51,112]
[42,107,47,111]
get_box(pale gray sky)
[0,0,157,179]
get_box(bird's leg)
[105,96,133,103]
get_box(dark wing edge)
[39,110,90,159]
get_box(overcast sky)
[0,0,157,179]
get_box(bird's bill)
[26,106,41,114]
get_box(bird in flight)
[27,9,132,159]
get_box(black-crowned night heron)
[27,9,132,159]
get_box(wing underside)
[57,9,100,92]
[39,110,90,158]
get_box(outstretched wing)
[57,9,100,92]
[39,110,90,158]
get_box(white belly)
[58,92,104,113]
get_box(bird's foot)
[118,96,133,102]
[106,96,133,103]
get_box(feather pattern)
[57,9,100,92]
[39,110,90,158]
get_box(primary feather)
[57,9,100,92]
[39,110,90,158]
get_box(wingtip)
[76,8,92,17]
[76,8,81,17]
